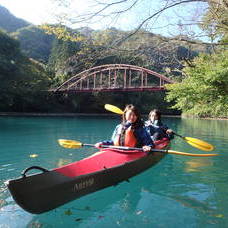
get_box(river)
[0,116,227,227]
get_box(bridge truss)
[54,64,173,92]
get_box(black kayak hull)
[6,144,169,214]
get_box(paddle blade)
[184,137,214,151]
[58,139,83,149]
[104,104,124,115]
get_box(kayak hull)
[6,139,169,214]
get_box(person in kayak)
[145,109,174,141]
[95,104,154,152]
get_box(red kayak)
[6,138,170,214]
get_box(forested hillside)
[12,25,54,62]
[0,5,207,115]
[48,27,207,87]
[0,30,52,112]
[0,3,226,117]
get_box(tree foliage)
[165,0,228,118]
[0,30,51,112]
[50,27,204,83]
[166,51,228,118]
[47,37,82,85]
[12,25,55,62]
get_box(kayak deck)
[54,138,169,178]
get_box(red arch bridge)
[54,64,174,93]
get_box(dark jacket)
[145,120,174,141]
[102,122,154,147]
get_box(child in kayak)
[95,104,154,152]
[145,109,174,141]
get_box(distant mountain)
[0,5,208,79]
[12,25,55,62]
[77,27,94,36]
[0,5,30,32]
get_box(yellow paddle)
[104,104,215,151]
[104,104,124,115]
[58,139,218,157]
[172,133,214,151]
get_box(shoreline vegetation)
[0,112,227,120]
[0,112,180,118]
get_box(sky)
[0,0,208,38]
[1,0,62,25]
[0,0,162,28]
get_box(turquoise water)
[0,116,227,228]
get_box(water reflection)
[179,118,228,140]
[184,158,214,173]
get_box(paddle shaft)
[82,143,217,156]
[98,146,173,154]
[83,143,144,151]
[58,139,217,157]
[84,143,173,154]
[173,132,184,138]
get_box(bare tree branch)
[50,0,227,46]
[113,0,208,45]
[160,36,228,45]
[69,0,130,24]
[110,0,138,15]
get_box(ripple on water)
[1,164,12,167]
[0,199,34,228]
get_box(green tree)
[47,37,81,85]
[12,25,54,62]
[0,30,51,112]
[166,51,228,118]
